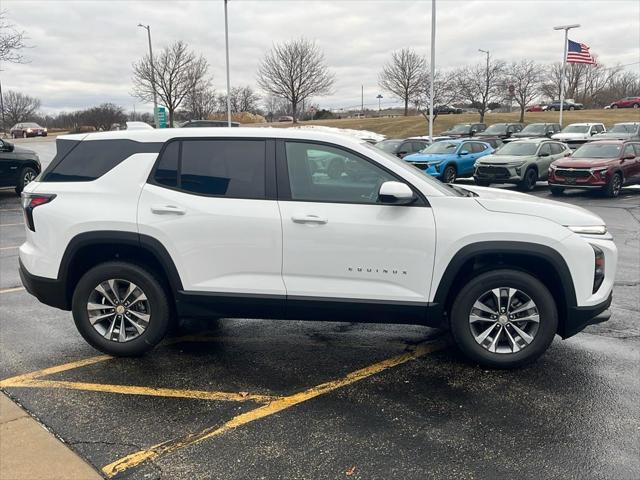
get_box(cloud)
[3,0,638,113]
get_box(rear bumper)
[19,259,69,310]
[559,293,612,339]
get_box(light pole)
[478,48,489,120]
[376,94,383,113]
[138,24,159,128]
[428,0,436,140]
[553,23,580,127]
[224,0,232,127]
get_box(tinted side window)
[155,141,179,188]
[470,142,486,153]
[180,140,265,198]
[538,144,552,155]
[549,143,564,155]
[623,144,635,157]
[633,144,640,156]
[41,139,162,182]
[285,142,396,204]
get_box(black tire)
[603,172,622,198]
[15,166,37,195]
[450,269,558,369]
[22,131,27,139]
[549,186,564,196]
[612,104,618,109]
[474,178,491,187]
[633,103,639,109]
[72,261,170,356]
[568,106,575,111]
[442,164,457,183]
[518,167,538,192]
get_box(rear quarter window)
[41,139,162,182]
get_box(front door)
[0,140,18,187]
[277,140,436,312]
[137,138,285,297]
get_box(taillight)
[591,244,605,293]
[21,193,56,232]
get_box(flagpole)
[553,24,580,127]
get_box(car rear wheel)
[549,186,564,196]
[442,164,457,183]
[15,167,37,195]
[633,103,639,109]
[519,167,538,191]
[450,269,558,369]
[612,104,618,109]
[569,106,575,111]
[604,172,622,198]
[72,262,170,356]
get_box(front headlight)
[549,164,557,171]
[589,167,608,174]
[567,225,607,235]
[506,161,527,167]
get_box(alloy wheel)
[469,287,540,354]
[443,166,456,183]
[87,279,150,342]
[23,170,36,185]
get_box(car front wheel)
[15,167,37,195]
[450,270,558,369]
[604,172,622,198]
[72,262,170,356]
[519,167,538,191]
[442,164,457,183]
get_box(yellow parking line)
[0,245,19,251]
[0,223,23,227]
[101,338,449,477]
[15,379,279,403]
[0,286,25,294]
[0,355,111,387]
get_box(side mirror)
[624,153,635,160]
[590,131,596,136]
[378,181,415,205]
[459,150,470,155]
[539,151,550,157]
[397,151,408,157]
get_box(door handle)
[151,204,186,215]
[291,214,328,225]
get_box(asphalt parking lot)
[1,136,639,480]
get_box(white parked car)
[552,123,606,148]
[19,128,616,368]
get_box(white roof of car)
[565,122,604,126]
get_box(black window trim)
[275,138,429,207]
[147,136,276,201]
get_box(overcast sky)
[3,0,639,114]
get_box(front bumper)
[560,292,612,338]
[19,259,69,310]
[474,164,523,182]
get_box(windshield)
[609,124,636,133]
[493,142,538,156]
[520,124,546,134]
[483,124,507,134]
[24,123,41,128]
[561,125,589,133]
[361,142,461,196]
[572,143,622,158]
[424,142,458,154]
[375,140,402,153]
[449,124,471,133]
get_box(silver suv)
[474,139,571,191]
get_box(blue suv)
[403,138,494,183]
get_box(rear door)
[138,138,285,297]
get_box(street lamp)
[376,94,383,112]
[223,0,232,127]
[478,49,490,120]
[137,24,158,128]
[428,0,436,140]
[553,23,580,126]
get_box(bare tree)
[2,90,40,126]
[455,58,505,122]
[413,69,457,123]
[132,41,209,127]
[82,103,126,131]
[185,79,217,120]
[217,86,261,114]
[0,10,29,64]
[504,60,542,122]
[378,48,426,116]
[257,38,334,123]
[263,96,290,121]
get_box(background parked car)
[434,105,463,114]
[548,140,640,197]
[546,100,584,111]
[476,123,524,140]
[10,122,47,138]
[525,104,545,112]
[440,123,486,138]
[474,139,571,191]
[590,123,640,141]
[552,122,605,149]
[180,120,240,127]
[0,138,41,194]
[403,138,493,183]
[374,138,429,158]
[508,123,561,141]
[610,96,640,109]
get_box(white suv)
[19,128,616,368]
[552,123,606,148]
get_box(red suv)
[548,140,640,197]
[610,97,640,109]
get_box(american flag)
[566,39,597,65]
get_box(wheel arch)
[432,241,577,335]
[59,231,182,310]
